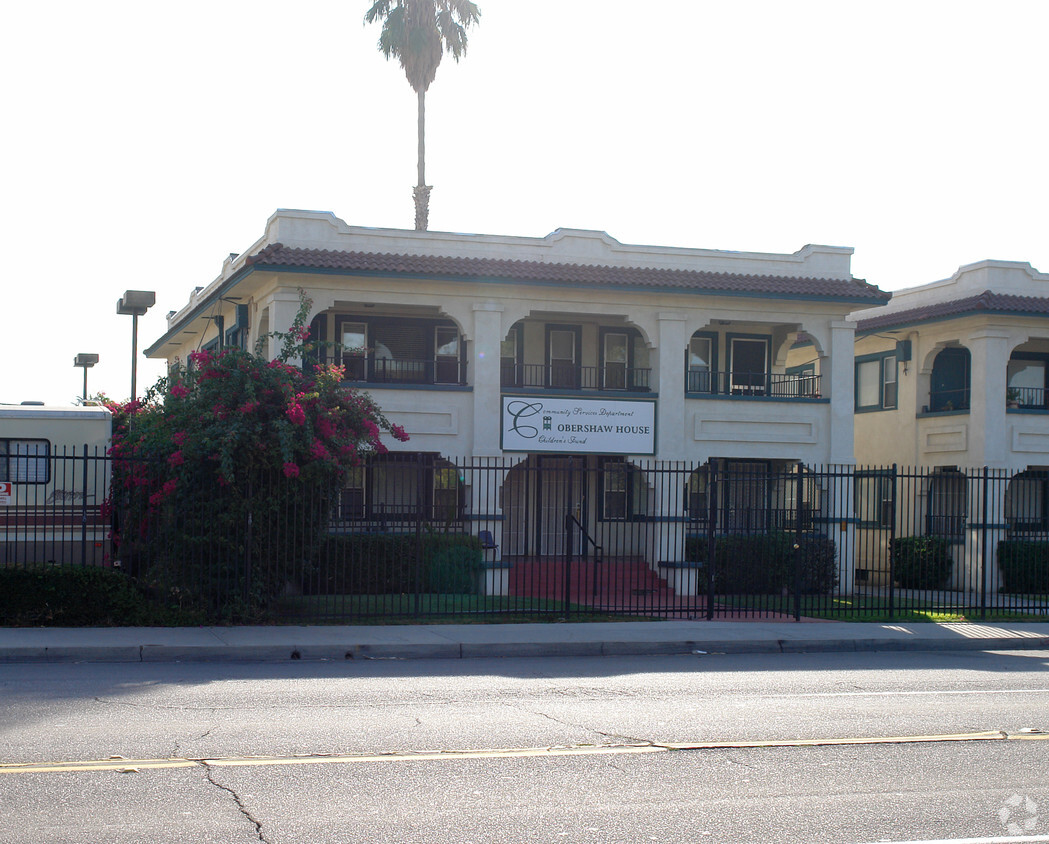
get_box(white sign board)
[502,397,656,455]
[0,482,11,506]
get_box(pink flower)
[168,450,185,467]
[282,462,300,478]
[310,439,330,460]
[286,402,306,426]
[390,423,409,442]
[170,383,190,399]
[172,431,188,446]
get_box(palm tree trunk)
[413,89,431,231]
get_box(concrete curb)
[2,635,1047,663]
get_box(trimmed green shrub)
[891,536,953,589]
[303,532,481,595]
[0,564,204,626]
[426,545,482,594]
[797,534,839,594]
[683,532,838,595]
[998,540,1049,593]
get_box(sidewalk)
[2,620,1048,663]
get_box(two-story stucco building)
[849,259,1049,591]
[146,210,888,591]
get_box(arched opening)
[929,347,971,412]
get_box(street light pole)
[73,353,99,402]
[116,290,155,401]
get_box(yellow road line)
[1,731,1044,775]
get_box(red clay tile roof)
[856,290,1049,332]
[244,243,889,303]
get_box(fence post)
[414,454,424,617]
[980,466,989,620]
[80,444,89,567]
[793,467,802,622]
[706,463,717,621]
[888,464,897,620]
[563,510,573,616]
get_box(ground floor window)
[337,453,464,527]
[1005,469,1048,532]
[0,439,50,483]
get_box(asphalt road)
[2,650,1048,843]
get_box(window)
[856,472,894,528]
[721,461,770,533]
[339,467,365,519]
[599,459,646,521]
[855,352,897,411]
[603,332,628,390]
[882,355,897,409]
[341,322,368,380]
[600,329,650,391]
[337,454,465,527]
[927,469,967,541]
[500,326,521,387]
[729,337,769,395]
[0,439,50,484]
[434,326,461,384]
[688,335,715,393]
[930,347,970,412]
[547,327,579,388]
[1005,470,1048,532]
[686,468,709,524]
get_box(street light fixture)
[73,353,99,402]
[116,290,155,400]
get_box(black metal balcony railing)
[501,363,652,391]
[340,356,465,386]
[1007,386,1048,409]
[686,370,822,398]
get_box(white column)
[656,313,688,460]
[966,327,1011,467]
[471,303,505,458]
[268,291,305,366]
[829,320,856,464]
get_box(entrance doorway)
[503,456,587,557]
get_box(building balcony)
[339,355,466,387]
[501,362,652,392]
[686,370,823,399]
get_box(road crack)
[202,762,269,843]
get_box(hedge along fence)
[889,536,954,590]
[684,532,838,595]
[997,540,1049,593]
[0,564,205,627]
[302,532,483,596]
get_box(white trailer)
[0,403,113,565]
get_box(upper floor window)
[0,439,50,483]
[688,335,716,393]
[856,352,897,411]
[729,337,770,395]
[929,347,970,412]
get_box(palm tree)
[365,0,481,231]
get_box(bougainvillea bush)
[106,293,407,619]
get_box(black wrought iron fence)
[3,453,1048,623]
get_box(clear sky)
[2,0,1047,406]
